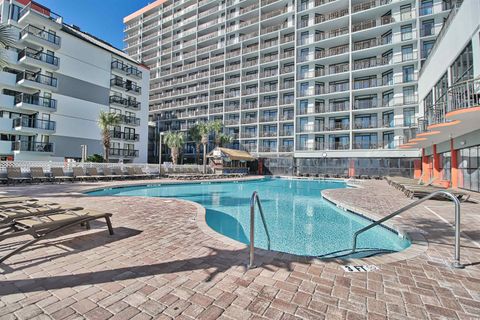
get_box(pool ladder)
[249,191,271,269]
[351,190,464,268]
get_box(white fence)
[0,161,208,177]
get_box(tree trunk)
[171,147,178,165]
[203,143,207,174]
[103,131,110,163]
[195,143,200,164]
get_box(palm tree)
[219,133,234,147]
[164,131,185,165]
[188,125,202,164]
[197,122,210,173]
[0,24,14,67]
[98,111,121,163]
[208,120,224,147]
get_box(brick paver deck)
[0,177,479,319]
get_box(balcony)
[18,2,63,29]
[328,142,350,150]
[18,48,59,70]
[19,25,61,50]
[110,78,142,95]
[12,141,54,153]
[110,131,140,142]
[14,93,57,113]
[109,148,139,158]
[16,71,58,90]
[109,96,141,110]
[12,118,56,134]
[111,60,143,79]
[119,115,140,126]
[279,145,294,152]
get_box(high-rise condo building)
[0,0,149,162]
[125,0,460,174]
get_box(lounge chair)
[0,208,113,263]
[134,167,155,179]
[6,167,31,184]
[30,167,52,183]
[101,168,117,180]
[86,168,106,181]
[112,168,126,179]
[51,168,74,183]
[0,202,83,224]
[126,167,142,179]
[72,167,92,182]
[403,185,470,201]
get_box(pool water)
[88,178,410,258]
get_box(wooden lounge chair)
[72,167,92,182]
[0,202,84,224]
[51,168,73,183]
[86,168,105,181]
[30,167,52,183]
[0,208,113,263]
[7,167,31,184]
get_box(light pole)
[158,132,164,177]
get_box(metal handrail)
[249,191,271,268]
[351,190,464,268]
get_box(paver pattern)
[0,177,479,320]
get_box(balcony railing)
[120,115,140,126]
[110,131,140,141]
[19,24,61,46]
[110,78,141,94]
[12,141,53,152]
[19,2,62,23]
[13,118,56,131]
[109,148,139,157]
[16,71,58,87]
[109,96,141,110]
[18,48,59,66]
[14,93,57,110]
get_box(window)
[401,25,413,40]
[403,86,416,104]
[422,40,435,59]
[421,19,435,37]
[401,45,413,61]
[9,4,21,21]
[402,65,415,83]
[450,42,474,84]
[420,0,433,16]
[400,4,412,20]
[403,107,416,126]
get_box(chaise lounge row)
[0,195,113,263]
[385,176,470,201]
[3,166,157,184]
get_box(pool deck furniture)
[0,207,113,263]
[51,167,74,183]
[29,167,52,183]
[112,168,126,180]
[6,167,31,184]
[72,167,93,182]
[0,201,84,223]
[101,168,118,180]
[386,176,470,201]
[86,168,106,181]
[133,167,155,179]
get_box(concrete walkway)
[0,177,478,319]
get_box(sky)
[39,0,153,49]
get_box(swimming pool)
[87,178,410,258]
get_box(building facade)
[401,0,479,191]
[125,0,459,174]
[0,0,149,162]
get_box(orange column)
[413,159,422,179]
[421,148,430,184]
[348,159,355,177]
[450,139,458,188]
[433,144,441,181]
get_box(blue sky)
[39,0,152,49]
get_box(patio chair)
[0,208,113,263]
[51,168,74,183]
[86,168,106,181]
[101,168,117,180]
[126,167,142,179]
[72,167,92,182]
[30,167,52,183]
[6,167,31,184]
[134,167,154,179]
[112,168,126,179]
[0,202,84,224]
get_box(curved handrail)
[249,191,271,268]
[351,190,464,268]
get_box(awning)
[207,147,256,161]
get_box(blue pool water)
[87,178,410,258]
